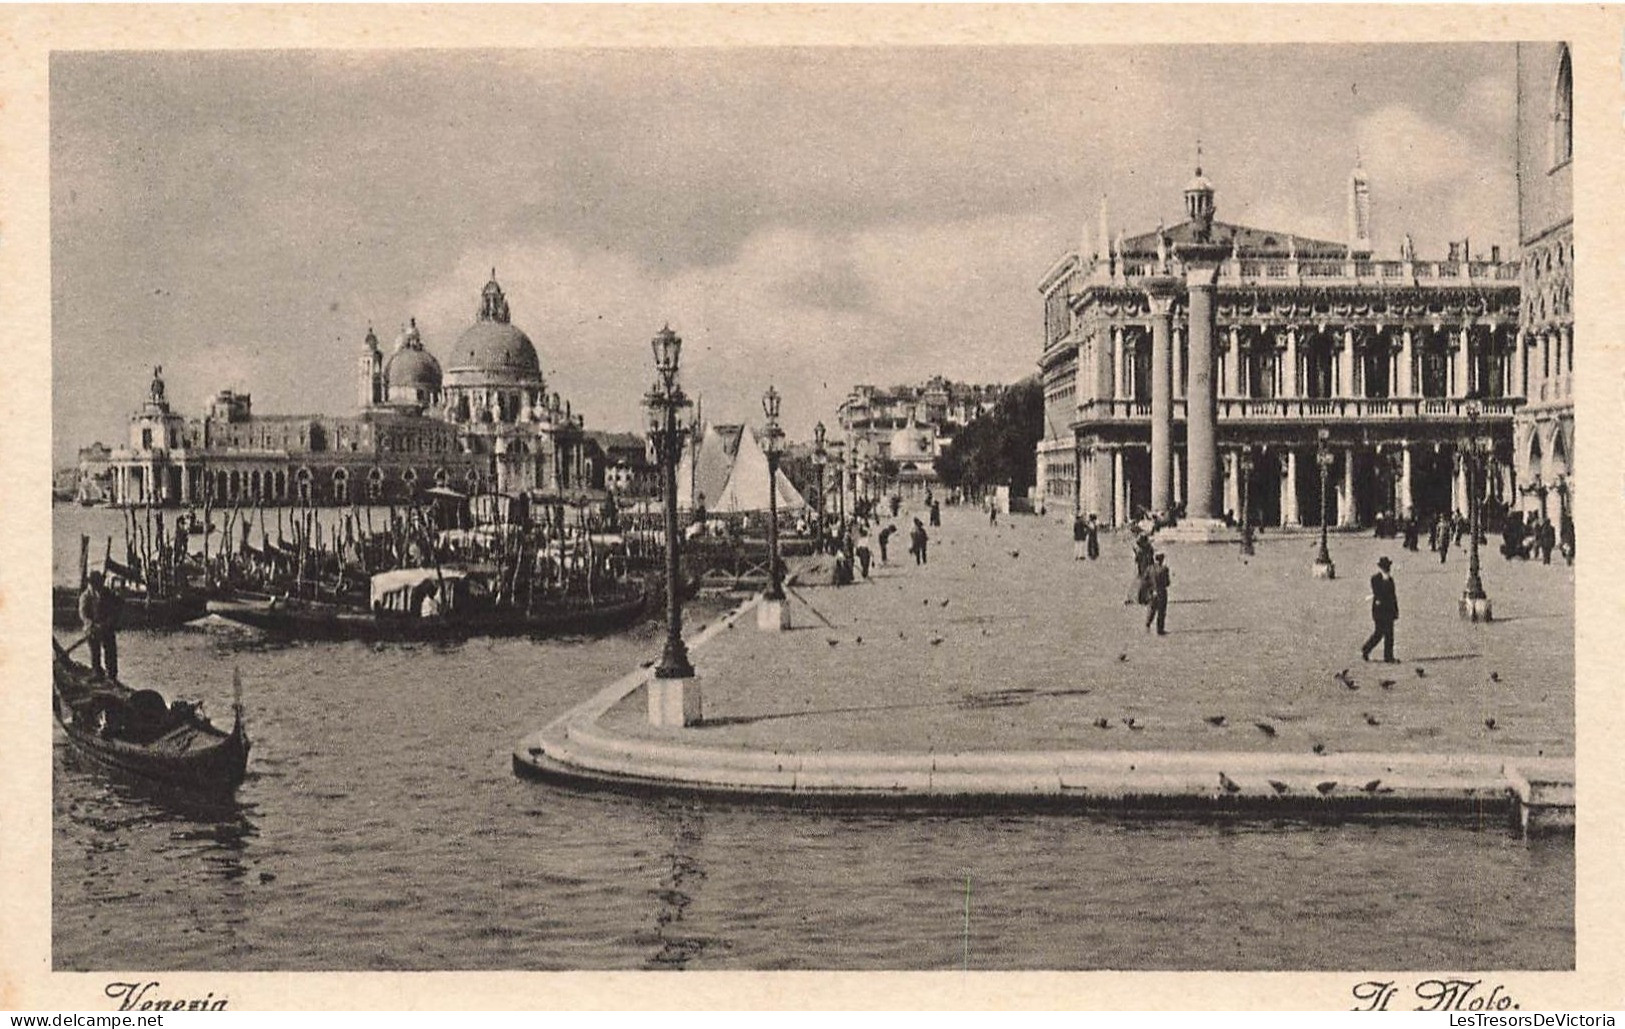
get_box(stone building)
[1515,42,1575,528]
[837,377,1005,499]
[102,275,592,507]
[1034,160,1523,530]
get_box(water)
[52,506,1573,970]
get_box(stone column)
[1113,327,1127,402]
[1453,328,1469,397]
[1284,328,1299,397]
[1224,451,1240,519]
[1515,329,1528,397]
[1400,444,1414,517]
[1282,450,1300,526]
[1145,281,1178,515]
[1339,447,1357,527]
[1184,266,1220,520]
[1224,326,1242,397]
[1339,328,1356,397]
[1399,328,1414,396]
[1173,450,1184,510]
[1112,447,1126,525]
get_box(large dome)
[447,274,542,382]
[385,345,442,391]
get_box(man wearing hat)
[77,570,120,679]
[1360,556,1399,663]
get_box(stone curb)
[513,589,1574,830]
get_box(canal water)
[51,507,1573,971]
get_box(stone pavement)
[516,503,1572,823]
[607,505,1573,759]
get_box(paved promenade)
[516,503,1573,822]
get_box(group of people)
[1123,529,1172,634]
[825,510,933,586]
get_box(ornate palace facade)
[1035,163,1524,529]
[100,275,590,507]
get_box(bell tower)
[358,325,382,409]
[1184,144,1216,241]
[1347,152,1372,256]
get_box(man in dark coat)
[1360,556,1399,663]
[78,571,120,679]
[877,523,896,564]
[1538,518,1557,565]
[1144,553,1171,635]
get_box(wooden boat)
[51,639,250,796]
[206,568,648,642]
[52,585,209,630]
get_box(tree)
[934,376,1043,496]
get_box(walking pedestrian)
[1086,515,1101,560]
[1538,518,1557,565]
[77,571,120,679]
[1436,514,1451,564]
[878,523,895,564]
[988,498,998,526]
[930,499,941,527]
[1126,530,1154,604]
[856,533,872,579]
[1145,553,1170,635]
[1073,515,1088,561]
[910,517,929,565]
[1360,556,1399,663]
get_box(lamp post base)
[756,596,791,632]
[648,674,703,727]
[1459,594,1494,623]
[1311,558,1337,580]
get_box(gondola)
[51,639,250,796]
[52,585,209,630]
[205,569,649,642]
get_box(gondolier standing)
[78,571,120,679]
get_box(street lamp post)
[644,326,698,726]
[1239,447,1255,557]
[1459,402,1492,621]
[813,421,827,544]
[757,387,790,631]
[1312,428,1336,579]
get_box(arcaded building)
[1034,161,1523,529]
[1515,43,1575,528]
[103,275,590,507]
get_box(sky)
[51,44,1518,463]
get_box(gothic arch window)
[434,467,449,488]
[297,466,313,504]
[333,467,349,505]
[1551,44,1573,169]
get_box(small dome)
[385,346,442,391]
[448,274,542,382]
[1186,168,1214,193]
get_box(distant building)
[1034,158,1522,528]
[74,442,114,503]
[1515,43,1575,527]
[100,275,592,506]
[837,377,1005,499]
[588,430,658,497]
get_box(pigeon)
[1267,780,1291,795]
[1415,667,1428,678]
[639,659,655,668]
[1364,713,1381,727]
[1489,671,1501,682]
[1484,717,1499,731]
[1117,653,1129,662]
[1204,715,1227,727]
[1334,669,1357,690]
[1124,717,1145,730]
[1315,781,1338,795]
[1379,678,1397,690]
[1009,550,1021,559]
[940,599,950,608]
[1092,718,1111,730]
[929,636,944,646]
[1218,771,1242,794]
[854,636,863,645]
[923,598,930,606]
[898,631,907,640]
[1254,721,1277,737]
[1360,779,1383,793]
[1312,742,1327,755]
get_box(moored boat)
[51,639,250,796]
[52,585,209,630]
[206,567,648,642]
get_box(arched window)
[333,467,349,505]
[1551,44,1573,169]
[296,467,313,504]
[367,466,384,501]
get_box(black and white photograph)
[6,5,1612,1009]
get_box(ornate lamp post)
[1238,446,1255,557]
[644,326,698,725]
[813,421,827,540]
[1459,402,1492,621]
[832,440,847,528]
[1312,428,1336,579]
[756,386,790,631]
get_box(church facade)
[99,275,591,507]
[1035,162,1524,531]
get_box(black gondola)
[51,639,250,796]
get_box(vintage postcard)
[2,3,1621,1012]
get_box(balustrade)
[1082,394,1519,423]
